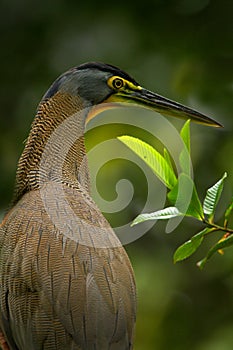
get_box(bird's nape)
[43,61,222,128]
[0,61,222,350]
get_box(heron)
[0,62,221,350]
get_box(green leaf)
[180,119,191,152]
[167,184,178,204]
[197,233,233,269]
[174,228,210,263]
[131,207,182,226]
[179,150,191,176]
[224,197,233,225]
[168,173,204,219]
[163,148,174,172]
[179,148,191,176]
[203,172,227,219]
[186,181,204,219]
[179,120,191,176]
[118,136,177,189]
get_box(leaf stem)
[202,219,233,234]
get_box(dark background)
[1,0,233,349]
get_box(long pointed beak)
[109,88,222,128]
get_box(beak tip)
[213,121,224,128]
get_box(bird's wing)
[0,183,136,350]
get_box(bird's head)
[43,62,222,128]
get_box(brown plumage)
[0,61,221,350]
[0,63,137,349]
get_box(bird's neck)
[13,92,91,204]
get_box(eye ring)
[112,78,124,89]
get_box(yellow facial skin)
[86,75,222,128]
[86,76,142,124]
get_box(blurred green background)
[1,0,233,349]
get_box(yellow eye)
[112,77,124,89]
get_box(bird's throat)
[13,92,90,204]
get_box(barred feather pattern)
[13,92,90,204]
[0,91,136,349]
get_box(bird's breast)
[0,182,136,349]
